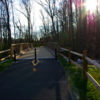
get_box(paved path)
[18,47,54,59]
[0,59,72,100]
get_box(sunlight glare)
[33,68,37,72]
[85,0,97,11]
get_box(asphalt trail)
[0,59,72,100]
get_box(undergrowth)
[0,59,14,73]
[58,57,100,100]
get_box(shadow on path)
[0,59,72,100]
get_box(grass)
[0,59,14,73]
[58,57,100,100]
[88,66,100,84]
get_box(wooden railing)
[46,42,60,56]
[0,49,10,62]
[0,43,33,62]
[46,42,100,92]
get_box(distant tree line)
[0,0,37,50]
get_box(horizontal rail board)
[60,47,68,51]
[60,53,69,59]
[85,71,100,92]
[70,51,83,57]
[60,53,83,69]
[85,57,100,69]
[71,59,83,70]
[0,55,10,61]
[0,49,10,54]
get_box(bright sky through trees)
[85,0,97,11]
[13,0,99,31]
[9,0,100,39]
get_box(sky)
[10,0,100,39]
[11,0,44,38]
[14,0,43,27]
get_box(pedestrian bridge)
[17,46,55,60]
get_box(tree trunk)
[70,0,74,50]
[11,0,15,43]
[83,0,87,50]
[0,8,2,47]
[5,0,11,47]
[51,17,59,44]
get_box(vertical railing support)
[55,48,57,60]
[14,49,16,62]
[68,47,71,64]
[34,48,37,63]
[83,50,87,80]
[10,46,13,58]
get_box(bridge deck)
[18,47,54,59]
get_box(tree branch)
[16,8,28,18]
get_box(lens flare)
[33,68,37,72]
[85,0,97,11]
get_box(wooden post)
[55,48,57,60]
[20,43,21,53]
[31,43,33,48]
[14,49,16,62]
[34,48,37,62]
[68,47,71,64]
[10,46,13,58]
[31,43,32,48]
[83,50,87,80]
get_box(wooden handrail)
[70,59,83,70]
[85,57,100,69]
[48,43,100,71]
[60,53,69,60]
[60,47,68,51]
[85,71,100,92]
[0,55,10,62]
[70,50,83,57]
[0,49,10,54]
[47,42,100,92]
[60,47,83,57]
[0,43,33,62]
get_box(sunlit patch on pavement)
[32,59,40,66]
[33,68,37,72]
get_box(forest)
[0,0,100,59]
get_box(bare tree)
[0,0,11,47]
[69,0,74,50]
[40,10,47,42]
[0,3,2,48]
[11,0,15,43]
[16,0,33,44]
[36,0,59,43]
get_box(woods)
[0,0,36,50]
[39,0,100,59]
[0,0,100,59]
